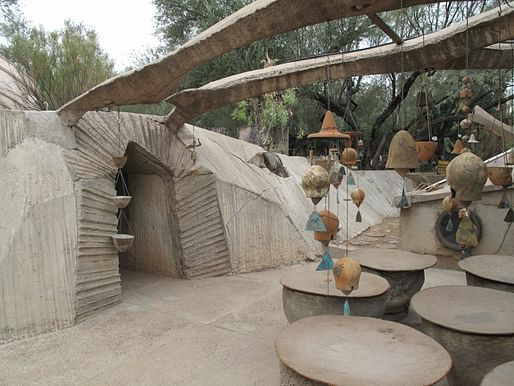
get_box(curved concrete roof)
[57,0,451,121]
[0,57,35,110]
[165,6,514,128]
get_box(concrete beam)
[165,6,514,128]
[57,0,453,122]
[368,13,403,44]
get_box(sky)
[18,0,160,71]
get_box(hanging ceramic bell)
[446,152,488,206]
[357,139,364,147]
[455,209,478,248]
[342,147,359,167]
[307,111,350,140]
[451,139,465,155]
[415,141,438,162]
[386,130,419,176]
[487,166,513,187]
[332,257,361,295]
[351,188,365,222]
[112,234,135,252]
[467,133,479,144]
[301,165,330,205]
[313,210,339,245]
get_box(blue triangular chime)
[347,172,356,186]
[316,252,334,271]
[305,210,327,231]
[343,298,351,316]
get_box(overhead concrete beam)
[165,6,514,129]
[57,0,453,123]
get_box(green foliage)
[0,10,114,110]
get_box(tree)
[0,6,114,110]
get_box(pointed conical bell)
[305,211,327,232]
[316,252,334,271]
[307,111,350,140]
[302,165,330,204]
[386,130,419,177]
[395,186,411,209]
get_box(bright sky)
[18,0,160,71]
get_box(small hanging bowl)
[112,155,128,169]
[415,141,437,162]
[112,234,134,252]
[487,166,513,187]
[111,195,132,209]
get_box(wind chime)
[302,56,361,317]
[111,110,135,252]
[415,75,438,162]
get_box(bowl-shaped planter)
[416,141,438,162]
[112,234,134,252]
[487,166,513,187]
[111,195,132,209]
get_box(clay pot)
[307,111,350,140]
[111,195,132,209]
[302,165,330,204]
[112,234,134,252]
[488,166,513,187]
[342,147,359,166]
[415,141,437,162]
[112,155,128,169]
[313,210,339,242]
[386,130,419,176]
[446,152,488,204]
[351,188,365,208]
[333,257,362,295]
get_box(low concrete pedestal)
[459,255,514,293]
[481,361,514,386]
[335,248,437,319]
[280,271,390,322]
[411,286,514,386]
[275,315,452,386]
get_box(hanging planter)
[111,234,134,252]
[487,166,513,187]
[112,155,128,169]
[111,195,132,209]
[415,141,437,162]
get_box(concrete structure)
[0,56,35,110]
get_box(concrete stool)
[275,315,452,386]
[334,247,437,319]
[459,255,514,293]
[481,361,514,386]
[411,286,514,386]
[280,271,390,322]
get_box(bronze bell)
[446,152,488,205]
[307,111,350,140]
[302,165,330,204]
[386,130,419,176]
[333,257,362,295]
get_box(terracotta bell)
[313,210,339,242]
[446,152,488,205]
[302,165,330,205]
[342,147,359,167]
[333,257,362,295]
[451,139,465,155]
[351,188,365,208]
[487,166,513,187]
[415,141,437,162]
[307,111,350,140]
[386,130,419,176]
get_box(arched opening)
[115,142,184,281]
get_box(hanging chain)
[325,55,332,111]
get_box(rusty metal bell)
[333,257,362,295]
[386,130,419,176]
[446,152,488,204]
[313,210,339,242]
[302,165,330,204]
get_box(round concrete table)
[281,271,390,322]
[411,286,514,386]
[344,248,437,318]
[481,361,514,386]
[275,315,452,386]
[458,255,514,293]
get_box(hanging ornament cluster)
[111,156,135,252]
[351,188,365,223]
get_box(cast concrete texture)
[0,260,464,386]
[0,56,35,110]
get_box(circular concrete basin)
[343,248,437,316]
[275,315,452,386]
[411,286,514,386]
[458,255,514,293]
[481,361,514,386]
[280,271,390,322]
